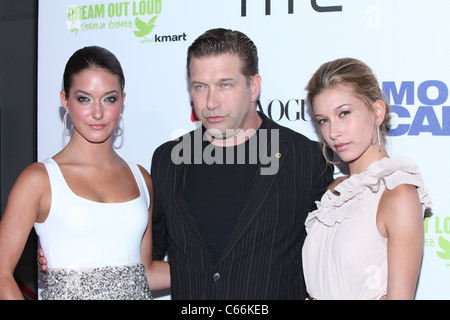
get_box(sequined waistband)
[42,262,152,300]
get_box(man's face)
[189,53,261,145]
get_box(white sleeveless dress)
[302,156,432,299]
[34,158,152,300]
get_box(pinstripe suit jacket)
[151,113,333,299]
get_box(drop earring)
[63,111,73,136]
[114,114,125,137]
[377,125,381,152]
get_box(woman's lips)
[89,124,106,130]
[334,143,350,153]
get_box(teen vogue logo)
[257,99,310,122]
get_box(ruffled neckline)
[305,156,432,230]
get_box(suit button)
[213,272,221,281]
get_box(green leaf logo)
[134,16,157,38]
[437,236,450,265]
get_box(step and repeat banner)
[38,0,449,299]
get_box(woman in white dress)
[302,58,432,300]
[0,46,169,299]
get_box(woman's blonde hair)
[305,57,391,163]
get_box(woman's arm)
[377,184,424,300]
[138,165,171,292]
[0,163,50,299]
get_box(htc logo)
[241,0,342,16]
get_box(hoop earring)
[63,111,73,136]
[377,125,381,152]
[321,138,341,165]
[114,114,125,137]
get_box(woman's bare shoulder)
[18,162,49,184]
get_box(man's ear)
[250,74,262,102]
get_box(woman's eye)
[104,96,117,103]
[316,118,328,125]
[77,96,90,103]
[339,110,350,117]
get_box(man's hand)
[37,247,47,282]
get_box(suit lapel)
[218,117,291,264]
[171,118,292,266]
[171,129,216,261]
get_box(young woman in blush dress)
[302,58,432,300]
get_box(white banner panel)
[38,0,450,299]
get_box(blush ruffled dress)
[302,156,432,300]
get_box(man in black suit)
[151,28,334,299]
